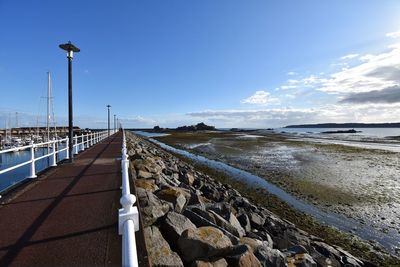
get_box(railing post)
[74,135,78,155]
[51,139,57,167]
[29,142,37,178]
[65,137,70,160]
[81,133,85,151]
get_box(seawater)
[0,145,68,193]
[277,127,400,138]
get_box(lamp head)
[59,41,80,58]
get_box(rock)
[287,245,309,255]
[310,250,341,267]
[137,188,170,227]
[256,231,273,248]
[225,245,262,267]
[286,253,317,267]
[311,241,341,259]
[254,246,286,267]
[161,211,196,244]
[237,213,251,233]
[249,212,265,228]
[156,186,191,213]
[334,246,363,267]
[228,213,246,238]
[189,206,217,224]
[191,258,228,267]
[144,226,184,267]
[134,179,159,192]
[206,202,232,218]
[180,172,195,186]
[137,170,153,179]
[178,226,233,262]
[239,237,263,253]
[208,210,245,238]
[188,191,206,208]
[201,184,221,201]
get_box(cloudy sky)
[1,1,400,128]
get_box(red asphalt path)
[0,133,122,266]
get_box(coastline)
[128,131,400,266]
[149,130,400,260]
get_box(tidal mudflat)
[154,131,400,255]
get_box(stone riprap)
[126,132,375,267]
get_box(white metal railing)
[0,129,116,194]
[118,128,139,267]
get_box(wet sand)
[154,131,400,254]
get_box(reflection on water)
[0,144,67,193]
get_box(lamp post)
[107,105,111,136]
[114,114,116,133]
[59,41,80,162]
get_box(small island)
[321,129,362,134]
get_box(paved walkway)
[0,133,122,266]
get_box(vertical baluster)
[51,139,57,167]
[29,142,37,178]
[66,137,70,159]
[74,135,78,154]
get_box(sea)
[0,145,68,193]
[275,127,400,138]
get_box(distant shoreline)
[285,122,400,128]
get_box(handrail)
[118,128,139,267]
[0,129,117,195]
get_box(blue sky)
[1,0,400,128]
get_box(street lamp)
[107,105,111,136]
[114,114,116,133]
[59,41,80,162]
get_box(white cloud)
[319,44,400,93]
[186,103,400,128]
[285,94,296,99]
[386,30,400,38]
[287,71,297,76]
[241,90,270,105]
[280,85,297,90]
[340,54,359,60]
[287,79,300,84]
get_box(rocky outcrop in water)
[126,132,375,267]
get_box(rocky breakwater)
[125,132,375,267]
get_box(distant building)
[0,126,82,136]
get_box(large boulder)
[208,210,245,238]
[239,237,264,253]
[144,226,184,267]
[225,245,262,267]
[156,186,191,213]
[134,178,159,192]
[137,188,170,227]
[249,212,265,229]
[286,253,317,267]
[180,172,195,186]
[137,170,153,179]
[254,245,286,267]
[237,213,251,233]
[178,226,233,263]
[191,258,228,267]
[161,211,196,244]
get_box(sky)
[1,0,400,129]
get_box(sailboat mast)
[47,72,51,141]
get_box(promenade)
[0,133,122,266]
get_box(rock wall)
[126,132,374,267]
